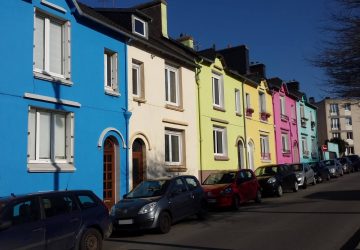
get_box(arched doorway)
[132,138,146,188]
[103,137,117,210]
[237,140,245,169]
[247,141,255,170]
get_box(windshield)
[203,172,237,185]
[290,164,303,171]
[255,166,278,176]
[126,180,170,198]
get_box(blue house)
[287,82,319,163]
[0,0,133,208]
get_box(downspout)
[195,58,203,182]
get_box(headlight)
[329,168,335,173]
[138,202,157,214]
[110,206,116,216]
[220,186,232,195]
[296,173,301,178]
[267,177,276,184]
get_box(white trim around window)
[132,15,148,38]
[281,133,289,153]
[132,62,142,97]
[213,126,227,157]
[165,65,180,106]
[212,73,224,109]
[104,49,119,94]
[165,129,183,165]
[235,89,241,115]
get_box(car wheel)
[293,181,299,192]
[276,185,283,197]
[303,179,307,189]
[80,228,102,250]
[232,195,240,210]
[313,177,317,185]
[255,190,262,203]
[157,211,171,234]
[327,174,331,181]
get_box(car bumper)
[206,195,233,208]
[112,212,157,231]
[259,182,278,196]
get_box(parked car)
[201,169,261,210]
[338,157,354,174]
[0,190,111,250]
[309,161,331,183]
[345,155,360,171]
[110,175,206,234]
[255,164,298,197]
[320,159,343,177]
[288,163,316,188]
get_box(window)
[331,118,339,130]
[281,133,290,153]
[34,10,71,80]
[213,126,227,157]
[132,15,147,38]
[41,195,77,218]
[258,92,266,113]
[28,107,74,168]
[165,130,183,165]
[246,93,251,109]
[165,65,180,106]
[212,73,224,108]
[184,177,199,191]
[5,199,40,226]
[344,103,351,111]
[235,89,241,114]
[280,96,286,115]
[260,135,270,160]
[348,146,355,154]
[347,132,353,140]
[345,117,352,126]
[132,61,143,98]
[330,103,339,114]
[77,194,97,209]
[301,136,309,156]
[333,133,340,138]
[104,49,118,93]
[300,104,305,119]
[311,138,317,157]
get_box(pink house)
[268,78,300,164]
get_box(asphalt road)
[104,172,360,250]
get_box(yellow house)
[196,48,246,181]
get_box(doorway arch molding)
[98,127,126,149]
[130,132,152,151]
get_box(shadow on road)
[305,190,360,201]
[341,227,360,250]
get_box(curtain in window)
[34,16,45,70]
[54,113,66,159]
[49,21,63,75]
[39,112,51,159]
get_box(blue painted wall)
[0,0,130,200]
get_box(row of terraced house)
[1,0,322,208]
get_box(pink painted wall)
[272,85,300,164]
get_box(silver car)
[289,163,316,188]
[320,159,343,177]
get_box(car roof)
[0,190,94,201]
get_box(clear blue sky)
[81,0,338,101]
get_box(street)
[105,172,360,250]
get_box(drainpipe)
[194,58,203,183]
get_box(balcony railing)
[261,153,271,160]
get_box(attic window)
[132,16,147,38]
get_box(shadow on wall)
[145,152,184,179]
[305,190,360,201]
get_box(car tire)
[255,190,262,203]
[313,177,317,185]
[327,174,331,181]
[157,211,171,234]
[232,195,240,210]
[80,228,102,250]
[293,181,299,192]
[276,185,283,197]
[303,179,307,189]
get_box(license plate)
[207,199,217,203]
[118,219,133,225]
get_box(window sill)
[133,97,147,103]
[236,113,242,117]
[213,106,226,112]
[261,159,272,163]
[34,72,73,86]
[165,166,187,172]
[105,89,120,97]
[214,155,229,161]
[165,104,184,112]
[27,163,76,173]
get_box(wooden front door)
[103,137,116,210]
[132,139,145,188]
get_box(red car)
[202,169,261,210]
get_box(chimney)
[287,80,300,91]
[177,34,194,49]
[217,45,249,75]
[250,63,266,79]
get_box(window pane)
[216,131,223,154]
[165,134,169,162]
[49,21,63,75]
[28,109,36,160]
[213,78,220,105]
[39,112,51,159]
[170,71,177,103]
[165,69,169,101]
[171,135,180,162]
[132,67,138,95]
[54,113,66,159]
[34,16,45,70]
[106,53,112,87]
[134,19,145,35]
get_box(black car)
[0,190,112,250]
[255,164,299,197]
[338,157,354,173]
[309,161,331,182]
[345,155,360,171]
[110,175,206,234]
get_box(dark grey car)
[0,190,112,250]
[320,159,343,177]
[110,175,206,234]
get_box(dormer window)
[132,16,147,38]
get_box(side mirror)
[0,220,12,231]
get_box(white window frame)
[259,92,266,113]
[344,103,351,111]
[28,107,74,170]
[347,132,353,140]
[132,15,148,38]
[212,73,224,109]
[245,93,251,109]
[213,126,227,157]
[165,65,180,106]
[235,89,241,114]
[260,135,270,160]
[281,133,289,153]
[301,136,308,155]
[345,117,352,126]
[331,118,339,130]
[333,133,340,138]
[165,130,182,165]
[280,96,286,115]
[104,49,118,93]
[33,10,71,80]
[330,103,339,114]
[132,62,141,97]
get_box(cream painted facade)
[243,80,277,169]
[127,46,199,189]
